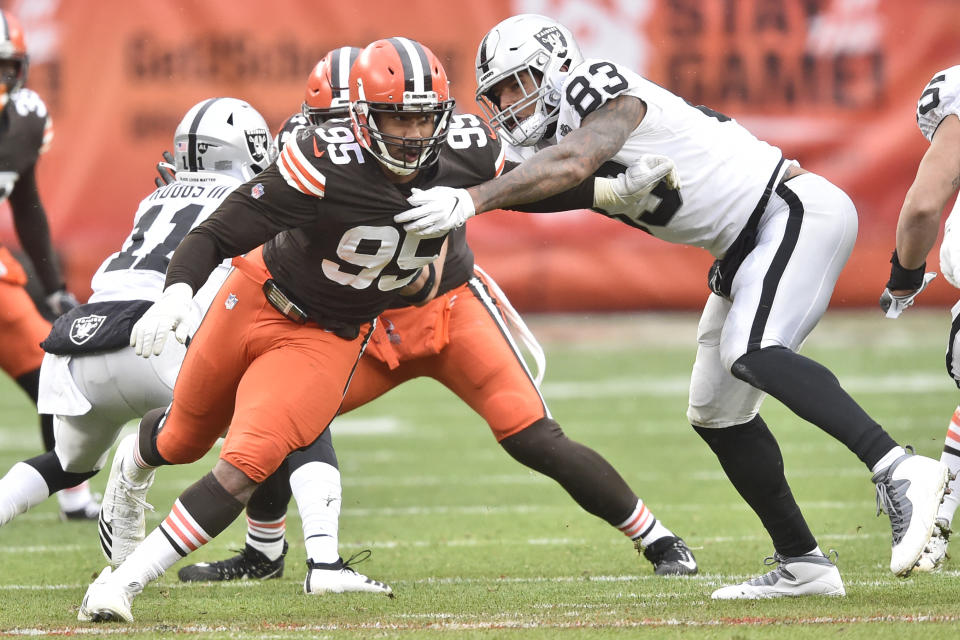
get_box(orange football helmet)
[0,10,28,107]
[302,46,361,125]
[349,37,454,175]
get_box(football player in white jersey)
[395,14,951,598]
[0,98,275,557]
[880,64,960,571]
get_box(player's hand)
[130,282,194,357]
[940,227,960,288]
[154,150,176,188]
[879,272,937,319]
[45,288,79,316]
[395,187,475,235]
[593,154,679,211]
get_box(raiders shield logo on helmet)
[69,314,106,345]
[245,129,270,162]
[534,26,568,58]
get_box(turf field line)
[5,614,960,635]
[0,530,890,556]
[4,571,957,591]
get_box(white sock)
[871,446,907,474]
[802,545,823,557]
[0,462,51,526]
[57,480,94,513]
[126,435,156,484]
[291,461,341,564]
[937,407,960,526]
[616,499,674,547]
[246,516,286,561]
[111,527,181,590]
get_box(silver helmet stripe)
[330,46,357,103]
[0,12,8,42]
[187,98,221,172]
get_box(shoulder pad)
[917,65,960,141]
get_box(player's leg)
[96,273,256,569]
[80,311,373,621]
[432,274,696,574]
[919,303,960,570]
[177,458,292,583]
[688,293,841,598]
[0,278,100,519]
[722,173,947,576]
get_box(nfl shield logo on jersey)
[251,183,264,199]
[69,314,106,345]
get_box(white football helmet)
[173,97,277,181]
[475,14,583,147]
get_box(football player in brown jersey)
[175,45,696,596]
[0,9,93,520]
[78,37,685,623]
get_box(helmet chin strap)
[366,113,427,176]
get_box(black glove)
[154,150,176,188]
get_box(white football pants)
[687,173,858,428]
[41,338,185,473]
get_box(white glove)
[45,289,79,316]
[879,272,937,319]
[395,187,476,235]
[941,224,960,288]
[130,282,195,357]
[593,154,679,212]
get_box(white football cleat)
[304,551,393,596]
[77,566,139,623]
[915,518,951,572]
[99,434,155,566]
[872,452,949,576]
[711,552,845,599]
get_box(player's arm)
[894,114,960,281]
[7,162,75,308]
[397,238,448,306]
[879,113,959,318]
[472,95,643,212]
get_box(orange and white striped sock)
[938,407,960,525]
[246,516,286,561]
[616,499,674,547]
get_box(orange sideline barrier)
[0,0,958,311]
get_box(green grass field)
[1,310,958,638]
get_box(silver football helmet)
[173,97,277,181]
[475,14,583,147]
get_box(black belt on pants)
[262,279,361,340]
[707,159,787,299]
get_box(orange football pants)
[343,271,547,441]
[0,247,50,378]
[156,247,370,482]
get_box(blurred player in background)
[396,14,951,597]
[880,64,960,571]
[0,9,91,520]
[0,98,275,543]
[176,45,697,596]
